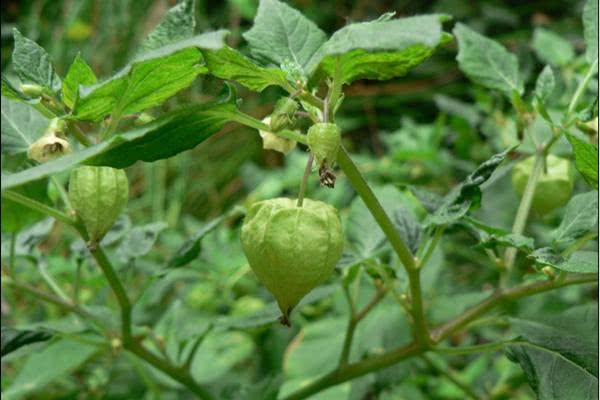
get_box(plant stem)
[229,111,308,144]
[339,286,386,366]
[38,262,71,302]
[433,341,508,355]
[336,146,429,345]
[567,59,598,117]
[431,274,597,343]
[50,176,72,211]
[83,236,214,399]
[562,231,598,257]
[504,151,545,270]
[2,190,76,226]
[297,154,314,207]
[67,121,93,146]
[336,147,416,270]
[418,226,445,268]
[421,354,483,400]
[281,274,596,400]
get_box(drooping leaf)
[583,0,598,66]
[2,94,238,191]
[506,305,599,400]
[72,30,228,121]
[61,53,97,109]
[242,0,326,73]
[308,14,450,84]
[532,28,575,67]
[3,339,98,399]
[566,133,598,189]
[453,23,523,98]
[552,191,599,249]
[11,28,61,92]
[1,96,49,156]
[534,65,555,103]
[528,247,598,273]
[116,222,167,262]
[203,46,289,91]
[1,327,52,358]
[139,0,196,54]
[426,147,513,226]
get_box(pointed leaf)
[566,133,598,189]
[203,46,288,91]
[453,23,522,98]
[552,191,598,249]
[73,30,228,121]
[12,29,61,92]
[243,0,326,73]
[532,28,575,67]
[309,14,449,83]
[139,0,196,54]
[62,53,97,109]
[2,98,237,191]
[535,65,555,102]
[528,247,598,273]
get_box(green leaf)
[532,28,575,67]
[552,191,598,249]
[11,29,61,92]
[583,0,598,66]
[1,95,237,191]
[1,96,49,156]
[1,179,51,233]
[506,305,598,400]
[479,233,534,252]
[3,339,98,399]
[453,23,523,98]
[61,53,97,109]
[534,65,555,102]
[566,133,598,189]
[138,0,196,54]
[0,218,54,256]
[116,222,167,262]
[528,247,598,273]
[309,14,449,84]
[203,46,289,91]
[242,0,327,73]
[73,30,228,121]
[1,327,52,358]
[427,147,513,226]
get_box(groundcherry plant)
[1,0,598,399]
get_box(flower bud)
[27,118,71,163]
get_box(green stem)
[2,190,76,226]
[504,151,545,270]
[433,341,508,355]
[567,59,598,117]
[336,147,416,270]
[67,121,93,146]
[406,267,430,347]
[327,57,343,118]
[431,274,597,343]
[38,262,71,302]
[229,111,308,144]
[84,237,214,400]
[421,354,483,400]
[281,275,596,400]
[297,154,314,207]
[418,226,445,268]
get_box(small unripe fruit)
[68,166,129,244]
[307,123,341,167]
[270,97,298,132]
[512,155,574,215]
[241,198,343,325]
[259,117,297,155]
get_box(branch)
[431,274,597,343]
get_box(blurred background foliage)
[1,1,597,399]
